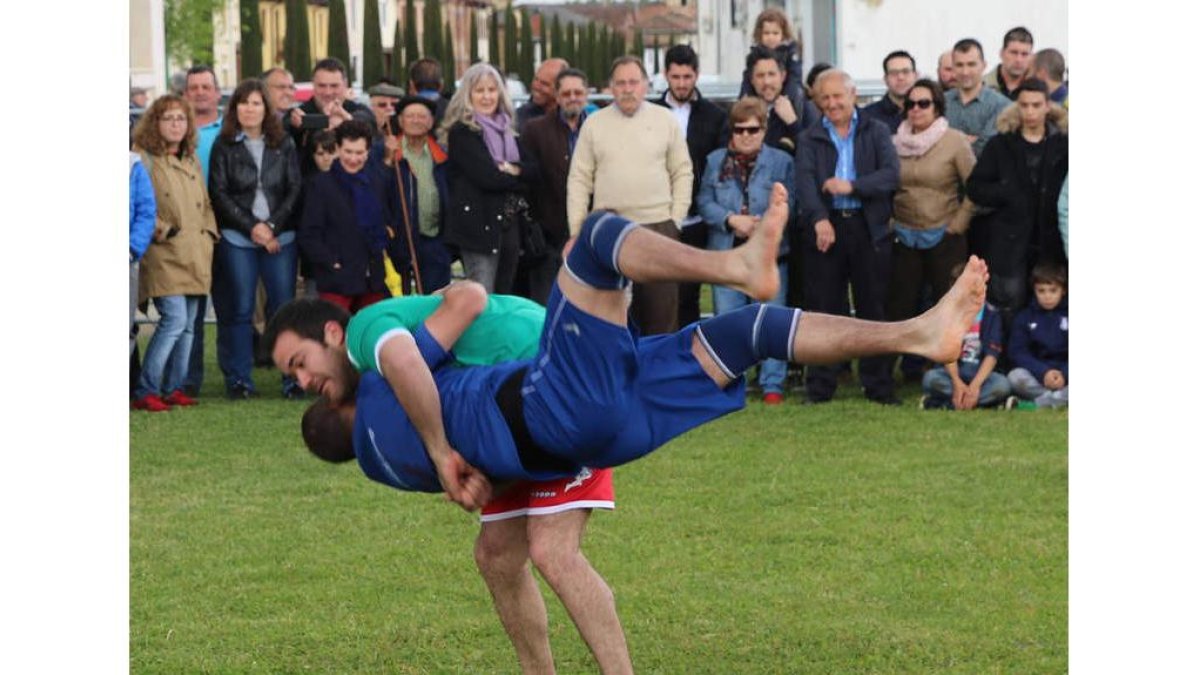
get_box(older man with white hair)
[795,68,901,405]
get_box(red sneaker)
[164,389,199,407]
[762,393,784,405]
[132,394,173,412]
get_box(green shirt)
[346,294,546,373]
[405,141,441,238]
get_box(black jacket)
[763,90,821,155]
[966,125,1068,278]
[442,121,531,255]
[862,96,904,134]
[519,111,577,249]
[794,111,900,244]
[289,98,375,177]
[207,133,302,237]
[298,164,402,296]
[652,91,729,219]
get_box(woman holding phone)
[130,94,219,411]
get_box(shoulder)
[760,145,792,165]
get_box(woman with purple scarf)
[438,62,533,294]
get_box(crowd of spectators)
[130,17,1067,412]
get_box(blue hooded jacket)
[1009,297,1069,382]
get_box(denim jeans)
[1008,367,1068,407]
[135,294,200,398]
[130,261,139,356]
[922,366,1012,408]
[215,239,298,393]
[713,262,789,395]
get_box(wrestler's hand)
[435,446,492,511]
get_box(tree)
[537,11,547,64]
[443,21,455,82]
[327,0,351,75]
[503,4,518,77]
[423,0,443,70]
[519,8,534,86]
[489,10,500,68]
[391,19,405,83]
[362,0,385,86]
[239,0,263,79]
[469,12,480,65]
[632,30,644,71]
[564,21,576,67]
[404,0,420,71]
[550,14,562,63]
[165,0,223,67]
[283,0,312,75]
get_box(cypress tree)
[469,11,480,65]
[550,14,562,63]
[239,0,263,79]
[632,30,644,69]
[283,0,312,75]
[537,11,547,63]
[582,22,594,83]
[519,8,534,86]
[503,4,517,77]
[326,0,351,75]
[592,24,605,85]
[362,0,384,86]
[565,21,576,66]
[391,19,405,83]
[404,0,419,71]
[423,0,442,66]
[611,26,623,65]
[489,10,500,69]
[443,21,455,82]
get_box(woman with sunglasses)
[885,79,975,347]
[696,96,796,404]
[130,95,219,411]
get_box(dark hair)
[335,119,374,146]
[609,55,648,80]
[753,8,794,43]
[664,44,699,72]
[746,45,783,74]
[906,78,946,117]
[132,94,197,158]
[409,57,444,91]
[313,57,348,79]
[309,129,337,154]
[556,67,588,89]
[952,38,985,60]
[219,79,286,146]
[882,50,916,75]
[1013,78,1050,100]
[1002,26,1034,49]
[1030,262,1066,289]
[806,62,833,91]
[186,64,218,89]
[263,298,350,359]
[301,399,356,463]
[1034,48,1066,81]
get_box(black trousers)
[802,211,894,401]
[677,223,708,326]
[630,220,680,336]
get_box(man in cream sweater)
[567,56,693,335]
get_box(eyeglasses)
[732,126,763,136]
[160,115,188,124]
[886,68,915,77]
[903,99,934,111]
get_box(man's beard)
[670,86,695,103]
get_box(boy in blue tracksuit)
[1007,263,1069,408]
[921,264,1011,410]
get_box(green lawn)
[130,330,1067,673]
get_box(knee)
[528,538,582,588]
[474,528,528,579]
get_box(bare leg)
[692,256,990,388]
[475,518,555,675]
[529,510,633,675]
[556,184,788,325]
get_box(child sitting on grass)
[739,8,805,99]
[921,263,1011,410]
[1006,263,1068,409]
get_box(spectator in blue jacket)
[1006,262,1068,408]
[697,96,794,404]
[920,263,1010,410]
[130,152,157,367]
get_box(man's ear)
[323,320,346,347]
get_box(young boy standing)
[921,264,1011,410]
[1006,263,1068,408]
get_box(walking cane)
[391,143,424,295]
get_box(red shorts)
[480,467,615,522]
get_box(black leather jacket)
[208,132,302,237]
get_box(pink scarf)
[893,117,950,158]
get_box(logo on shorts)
[564,467,592,493]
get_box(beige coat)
[137,151,218,301]
[892,128,976,235]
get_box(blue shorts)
[522,285,747,467]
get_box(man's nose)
[295,370,312,389]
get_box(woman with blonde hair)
[438,62,534,294]
[130,95,219,411]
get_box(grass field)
[130,330,1068,674]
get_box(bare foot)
[916,255,990,363]
[730,182,787,301]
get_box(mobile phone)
[300,113,330,130]
[388,114,402,137]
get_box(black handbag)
[505,193,547,261]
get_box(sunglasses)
[732,126,763,136]
[904,99,934,111]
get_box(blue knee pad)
[695,305,801,379]
[564,211,639,290]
